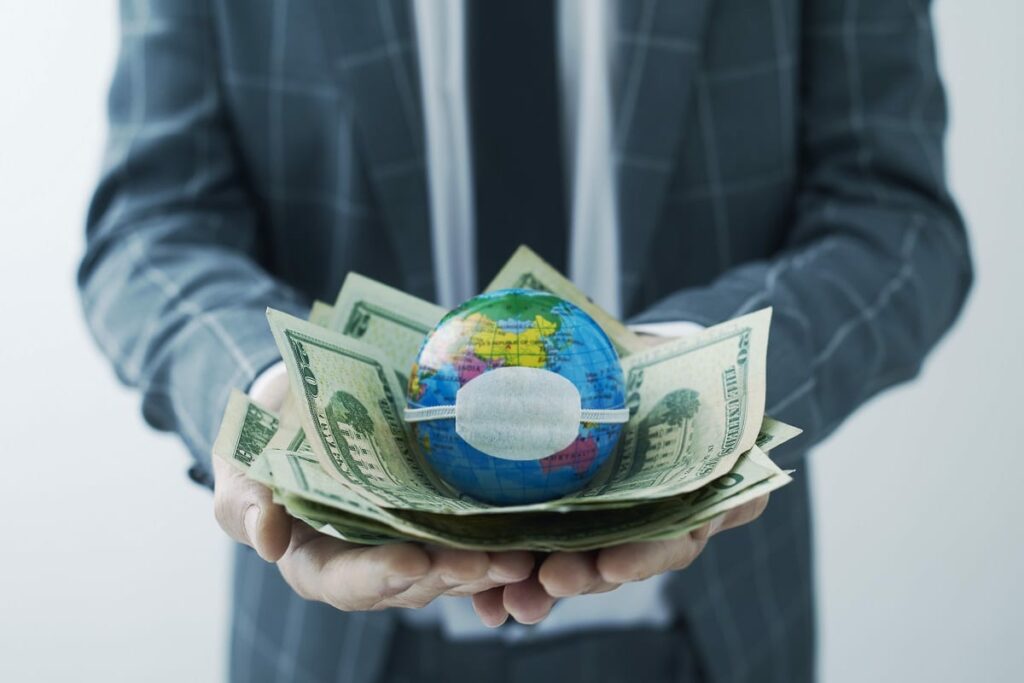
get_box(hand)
[212,455,535,610]
[223,362,535,611]
[471,493,770,626]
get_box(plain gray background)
[0,2,1020,680]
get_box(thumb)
[212,456,292,562]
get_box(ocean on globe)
[406,289,626,505]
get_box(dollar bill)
[325,265,796,482]
[266,306,783,513]
[277,300,336,430]
[247,445,276,485]
[264,445,786,551]
[210,254,798,549]
[217,382,796,505]
[212,389,281,472]
[308,300,335,327]
[213,388,794,549]
[321,271,797,504]
[328,271,446,388]
[634,472,794,544]
[210,389,394,544]
[277,276,434,445]
[281,492,405,545]
[211,395,411,545]
[756,415,802,451]
[485,245,646,356]
[267,309,485,513]
[568,308,772,503]
[270,451,409,544]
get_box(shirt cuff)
[629,321,706,338]
[248,360,288,412]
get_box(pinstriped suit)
[79,0,972,681]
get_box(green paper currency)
[211,247,800,550]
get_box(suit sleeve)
[631,0,973,459]
[77,0,308,486]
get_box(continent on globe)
[538,436,598,477]
[404,289,628,505]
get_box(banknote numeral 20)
[290,338,319,397]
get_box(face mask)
[404,366,629,461]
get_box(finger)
[443,550,535,597]
[503,572,557,625]
[715,493,770,534]
[538,552,603,598]
[585,580,622,595]
[388,547,490,608]
[471,587,509,628]
[596,495,772,583]
[487,551,536,584]
[596,535,705,584]
[692,493,772,542]
[212,456,291,562]
[278,533,431,611]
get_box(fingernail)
[385,575,419,595]
[487,567,521,583]
[514,611,551,626]
[485,613,509,628]
[244,505,261,544]
[243,507,268,561]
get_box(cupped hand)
[472,493,770,626]
[212,455,535,611]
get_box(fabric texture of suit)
[79,1,972,681]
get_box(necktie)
[469,0,568,288]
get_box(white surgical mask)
[404,366,629,461]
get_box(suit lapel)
[613,0,712,311]
[316,0,435,299]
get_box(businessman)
[79,1,972,681]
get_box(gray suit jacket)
[79,1,972,681]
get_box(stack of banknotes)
[212,247,799,551]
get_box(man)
[79,0,972,681]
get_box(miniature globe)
[407,289,626,505]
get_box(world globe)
[406,289,627,505]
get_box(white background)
[0,2,1021,681]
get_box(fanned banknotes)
[212,246,799,550]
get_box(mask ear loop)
[579,408,630,423]
[404,405,456,422]
[404,405,629,424]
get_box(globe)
[407,289,626,505]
